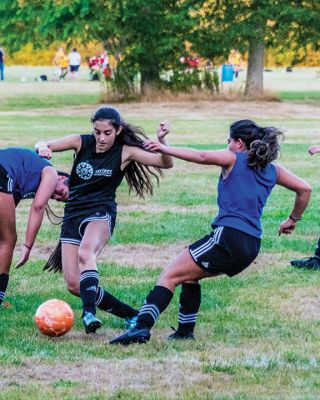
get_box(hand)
[144,139,167,154]
[15,245,31,268]
[157,121,170,141]
[38,146,52,160]
[308,145,320,155]
[278,218,296,236]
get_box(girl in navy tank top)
[0,148,69,307]
[110,119,311,345]
[35,107,173,334]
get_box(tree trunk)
[244,38,265,97]
[140,65,160,94]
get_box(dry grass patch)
[280,287,320,321]
[0,356,221,396]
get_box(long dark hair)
[230,120,283,169]
[92,107,163,198]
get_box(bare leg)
[157,248,217,292]
[62,243,80,296]
[0,193,16,304]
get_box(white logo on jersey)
[76,162,94,180]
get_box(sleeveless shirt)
[64,134,125,219]
[0,147,51,202]
[212,152,277,238]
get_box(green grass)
[279,91,320,101]
[0,93,99,111]
[1,68,320,399]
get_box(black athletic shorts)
[70,65,80,72]
[61,210,116,246]
[0,164,13,194]
[189,225,261,277]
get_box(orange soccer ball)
[35,299,74,337]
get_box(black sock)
[136,285,173,329]
[0,273,9,305]
[80,270,99,316]
[96,287,138,319]
[177,283,201,334]
[315,239,320,257]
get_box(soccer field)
[1,67,320,399]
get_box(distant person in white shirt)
[68,48,81,78]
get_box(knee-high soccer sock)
[0,273,9,305]
[95,287,138,319]
[315,238,320,257]
[80,270,99,317]
[176,283,201,334]
[135,285,173,330]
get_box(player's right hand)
[38,146,52,160]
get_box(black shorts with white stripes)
[0,164,12,194]
[61,210,115,246]
[189,225,261,277]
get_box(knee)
[78,247,95,267]
[66,281,80,296]
[0,231,17,249]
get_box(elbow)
[31,204,46,214]
[164,160,174,169]
[298,183,312,199]
[303,183,312,196]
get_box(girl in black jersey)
[0,148,69,307]
[35,107,173,333]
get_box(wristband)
[24,244,32,250]
[289,214,301,222]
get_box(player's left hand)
[16,245,31,268]
[157,121,170,140]
[144,139,167,154]
[278,218,296,235]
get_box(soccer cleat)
[168,327,195,340]
[124,315,139,330]
[109,327,151,345]
[82,312,102,334]
[290,256,320,270]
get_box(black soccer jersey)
[64,134,125,219]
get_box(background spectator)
[68,48,81,78]
[0,48,5,81]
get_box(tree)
[193,0,320,96]
[0,0,201,93]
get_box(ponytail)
[230,120,283,170]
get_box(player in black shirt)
[35,107,173,333]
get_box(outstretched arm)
[121,122,173,169]
[144,140,235,168]
[308,145,320,155]
[16,166,58,268]
[35,134,82,159]
[276,164,311,235]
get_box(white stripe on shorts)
[60,237,81,246]
[79,213,112,239]
[190,226,223,260]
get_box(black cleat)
[82,312,102,334]
[290,256,320,270]
[168,327,195,340]
[109,327,151,345]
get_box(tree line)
[0,0,319,97]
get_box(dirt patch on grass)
[1,100,319,121]
[0,356,220,396]
[280,288,320,321]
[17,242,189,269]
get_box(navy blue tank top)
[64,134,125,218]
[0,148,51,202]
[212,152,277,238]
